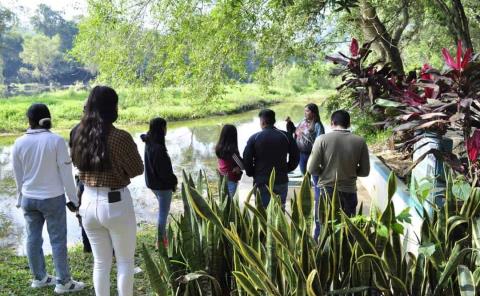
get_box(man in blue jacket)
[243,109,300,208]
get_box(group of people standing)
[11,85,370,295]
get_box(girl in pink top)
[215,125,243,198]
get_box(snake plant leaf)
[177,271,222,295]
[411,253,426,296]
[344,215,378,255]
[242,263,269,292]
[268,168,276,198]
[298,173,313,224]
[244,202,267,233]
[185,184,224,230]
[433,244,473,296]
[356,254,389,290]
[458,265,476,296]
[141,244,169,296]
[327,286,372,295]
[306,270,322,296]
[388,172,397,201]
[233,271,262,296]
[473,267,480,291]
[266,197,278,283]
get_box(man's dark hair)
[331,110,350,128]
[259,109,275,125]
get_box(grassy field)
[0,84,333,134]
[0,224,157,296]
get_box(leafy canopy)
[72,0,357,99]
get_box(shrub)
[142,171,480,295]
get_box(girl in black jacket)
[141,118,177,249]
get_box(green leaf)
[396,207,412,224]
[453,181,472,201]
[376,224,388,238]
[376,98,405,107]
[141,244,168,296]
[233,271,261,296]
[458,265,476,296]
[433,244,473,296]
[418,242,436,257]
[387,172,397,201]
[391,223,404,235]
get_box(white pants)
[80,186,137,296]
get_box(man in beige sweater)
[307,110,370,240]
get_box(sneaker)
[54,279,85,294]
[31,274,56,288]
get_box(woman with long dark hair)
[215,124,243,198]
[286,103,325,174]
[71,86,143,296]
[141,118,177,249]
[286,103,325,202]
[12,103,85,293]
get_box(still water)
[0,101,320,254]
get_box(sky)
[2,0,87,20]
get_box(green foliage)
[322,90,390,143]
[31,4,78,50]
[19,34,62,82]
[142,171,480,295]
[0,84,328,134]
[0,225,157,295]
[71,0,356,99]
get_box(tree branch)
[392,0,409,44]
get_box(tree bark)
[359,0,407,75]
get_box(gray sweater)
[307,129,370,193]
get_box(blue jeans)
[258,183,288,208]
[152,190,172,239]
[227,181,238,198]
[314,187,358,241]
[22,195,71,284]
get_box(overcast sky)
[3,0,87,20]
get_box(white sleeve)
[12,144,24,208]
[56,139,79,206]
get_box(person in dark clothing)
[141,118,177,249]
[243,109,300,208]
[69,125,92,253]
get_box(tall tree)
[31,4,78,50]
[19,34,62,83]
[430,0,474,50]
[72,0,358,98]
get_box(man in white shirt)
[12,103,85,294]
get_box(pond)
[0,101,321,254]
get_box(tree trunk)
[433,0,474,51]
[359,0,406,75]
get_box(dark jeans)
[258,183,289,208]
[314,187,358,241]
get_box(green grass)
[0,224,158,296]
[0,84,333,134]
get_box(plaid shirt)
[78,127,144,188]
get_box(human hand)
[66,201,78,212]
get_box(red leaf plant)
[441,40,472,71]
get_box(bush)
[142,171,480,295]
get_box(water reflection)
[0,102,310,254]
